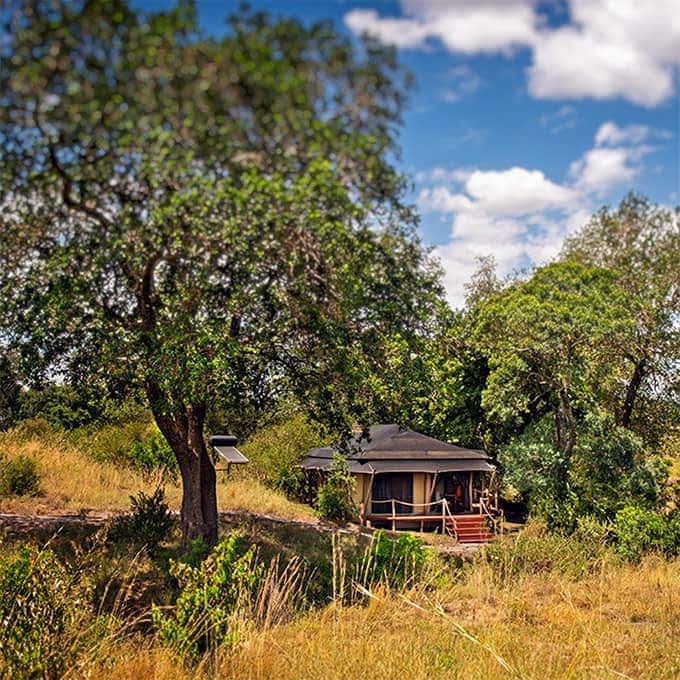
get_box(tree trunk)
[174,436,219,550]
[146,382,219,550]
[553,385,575,498]
[619,357,646,429]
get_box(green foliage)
[0,546,91,679]
[18,384,96,430]
[612,506,680,562]
[500,411,667,527]
[353,530,428,591]
[562,194,680,445]
[70,421,178,479]
[0,354,21,430]
[569,412,666,520]
[152,533,264,659]
[499,417,564,505]
[15,417,58,441]
[479,521,610,584]
[315,454,357,521]
[109,488,175,557]
[241,414,328,499]
[128,433,178,480]
[0,455,41,496]
[474,261,632,462]
[179,538,211,568]
[0,0,442,547]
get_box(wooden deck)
[365,512,496,542]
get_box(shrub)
[152,533,264,659]
[240,414,328,497]
[613,506,680,561]
[72,422,178,480]
[355,530,428,591]
[314,454,356,521]
[0,546,92,679]
[180,538,211,567]
[128,433,177,481]
[479,521,610,584]
[15,417,58,442]
[109,488,175,556]
[72,420,150,464]
[0,454,41,496]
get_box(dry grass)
[74,556,680,680]
[3,430,679,679]
[0,431,315,522]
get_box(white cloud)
[465,167,577,214]
[528,0,680,106]
[344,1,536,55]
[440,65,482,102]
[568,121,660,194]
[344,9,430,48]
[594,121,672,147]
[345,0,680,106]
[527,27,672,106]
[595,122,651,147]
[569,148,638,195]
[419,122,661,306]
[418,187,472,214]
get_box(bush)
[0,455,41,496]
[499,412,668,525]
[0,546,92,679]
[613,506,680,561]
[71,422,178,480]
[71,420,150,464]
[128,433,177,481]
[314,454,356,521]
[15,417,58,442]
[240,414,328,498]
[479,521,610,584]
[109,488,175,556]
[354,530,428,591]
[152,533,264,659]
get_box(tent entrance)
[371,472,413,514]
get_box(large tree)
[0,1,442,547]
[471,261,632,496]
[561,194,680,438]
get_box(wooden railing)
[366,498,457,535]
[364,494,502,539]
[478,493,503,536]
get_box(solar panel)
[208,435,249,464]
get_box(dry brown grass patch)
[0,431,314,522]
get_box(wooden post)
[391,498,396,531]
[364,471,376,522]
[441,499,446,534]
[427,471,439,507]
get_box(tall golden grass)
[3,429,679,679]
[0,430,315,521]
[73,555,679,680]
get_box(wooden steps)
[449,514,494,543]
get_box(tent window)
[372,473,413,514]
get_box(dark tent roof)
[300,424,494,474]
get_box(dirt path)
[0,510,483,557]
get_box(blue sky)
[152,1,680,306]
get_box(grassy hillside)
[0,429,315,522]
[1,428,679,679]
